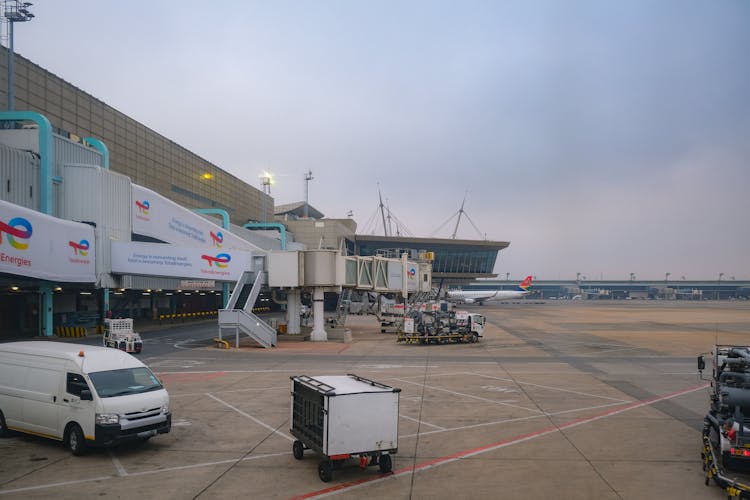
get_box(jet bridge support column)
[286,288,301,335]
[310,287,327,341]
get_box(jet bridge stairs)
[218,271,276,348]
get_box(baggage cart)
[290,374,400,482]
[103,319,143,354]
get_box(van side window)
[67,373,90,397]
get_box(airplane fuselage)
[447,289,528,304]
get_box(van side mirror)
[698,355,706,371]
[80,389,93,401]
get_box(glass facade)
[354,237,508,279]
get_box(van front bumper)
[94,412,171,446]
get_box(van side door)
[62,373,95,440]
[20,366,61,439]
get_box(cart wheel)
[293,440,304,460]
[471,333,478,343]
[318,460,333,482]
[379,454,392,474]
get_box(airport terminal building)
[0,48,510,338]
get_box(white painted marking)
[302,384,707,499]
[358,364,434,369]
[472,373,632,403]
[108,451,128,477]
[480,385,519,394]
[149,360,205,369]
[399,414,446,430]
[393,378,542,414]
[172,418,192,427]
[171,386,288,398]
[0,453,292,495]
[401,400,628,439]
[0,476,114,495]
[205,393,293,442]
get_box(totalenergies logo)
[135,200,150,214]
[68,239,90,256]
[201,253,231,268]
[0,217,33,250]
[210,231,223,248]
[408,267,416,278]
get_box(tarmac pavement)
[2,301,748,499]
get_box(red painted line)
[289,382,708,500]
[336,345,350,354]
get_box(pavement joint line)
[108,450,128,477]
[205,393,294,442]
[393,378,544,414]
[289,383,710,500]
[398,414,446,430]
[469,372,633,403]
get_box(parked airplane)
[447,276,533,305]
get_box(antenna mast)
[304,170,313,218]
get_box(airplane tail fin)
[517,275,533,291]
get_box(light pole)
[665,272,670,284]
[304,170,313,218]
[630,273,635,282]
[4,1,34,111]
[260,172,273,222]
[718,272,724,300]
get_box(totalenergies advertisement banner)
[0,200,96,282]
[132,185,256,251]
[111,241,251,281]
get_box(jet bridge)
[267,250,431,342]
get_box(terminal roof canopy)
[275,202,324,220]
[354,235,510,283]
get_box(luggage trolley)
[290,374,401,482]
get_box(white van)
[0,341,171,455]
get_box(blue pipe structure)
[0,111,54,215]
[243,222,287,250]
[193,208,230,230]
[0,112,55,337]
[193,208,232,307]
[84,137,109,169]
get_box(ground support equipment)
[290,374,400,482]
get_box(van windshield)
[88,367,163,398]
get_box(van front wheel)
[68,424,87,456]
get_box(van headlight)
[95,413,120,425]
[161,403,169,414]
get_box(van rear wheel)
[68,424,87,456]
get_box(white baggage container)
[290,374,400,482]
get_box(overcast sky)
[12,1,750,280]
